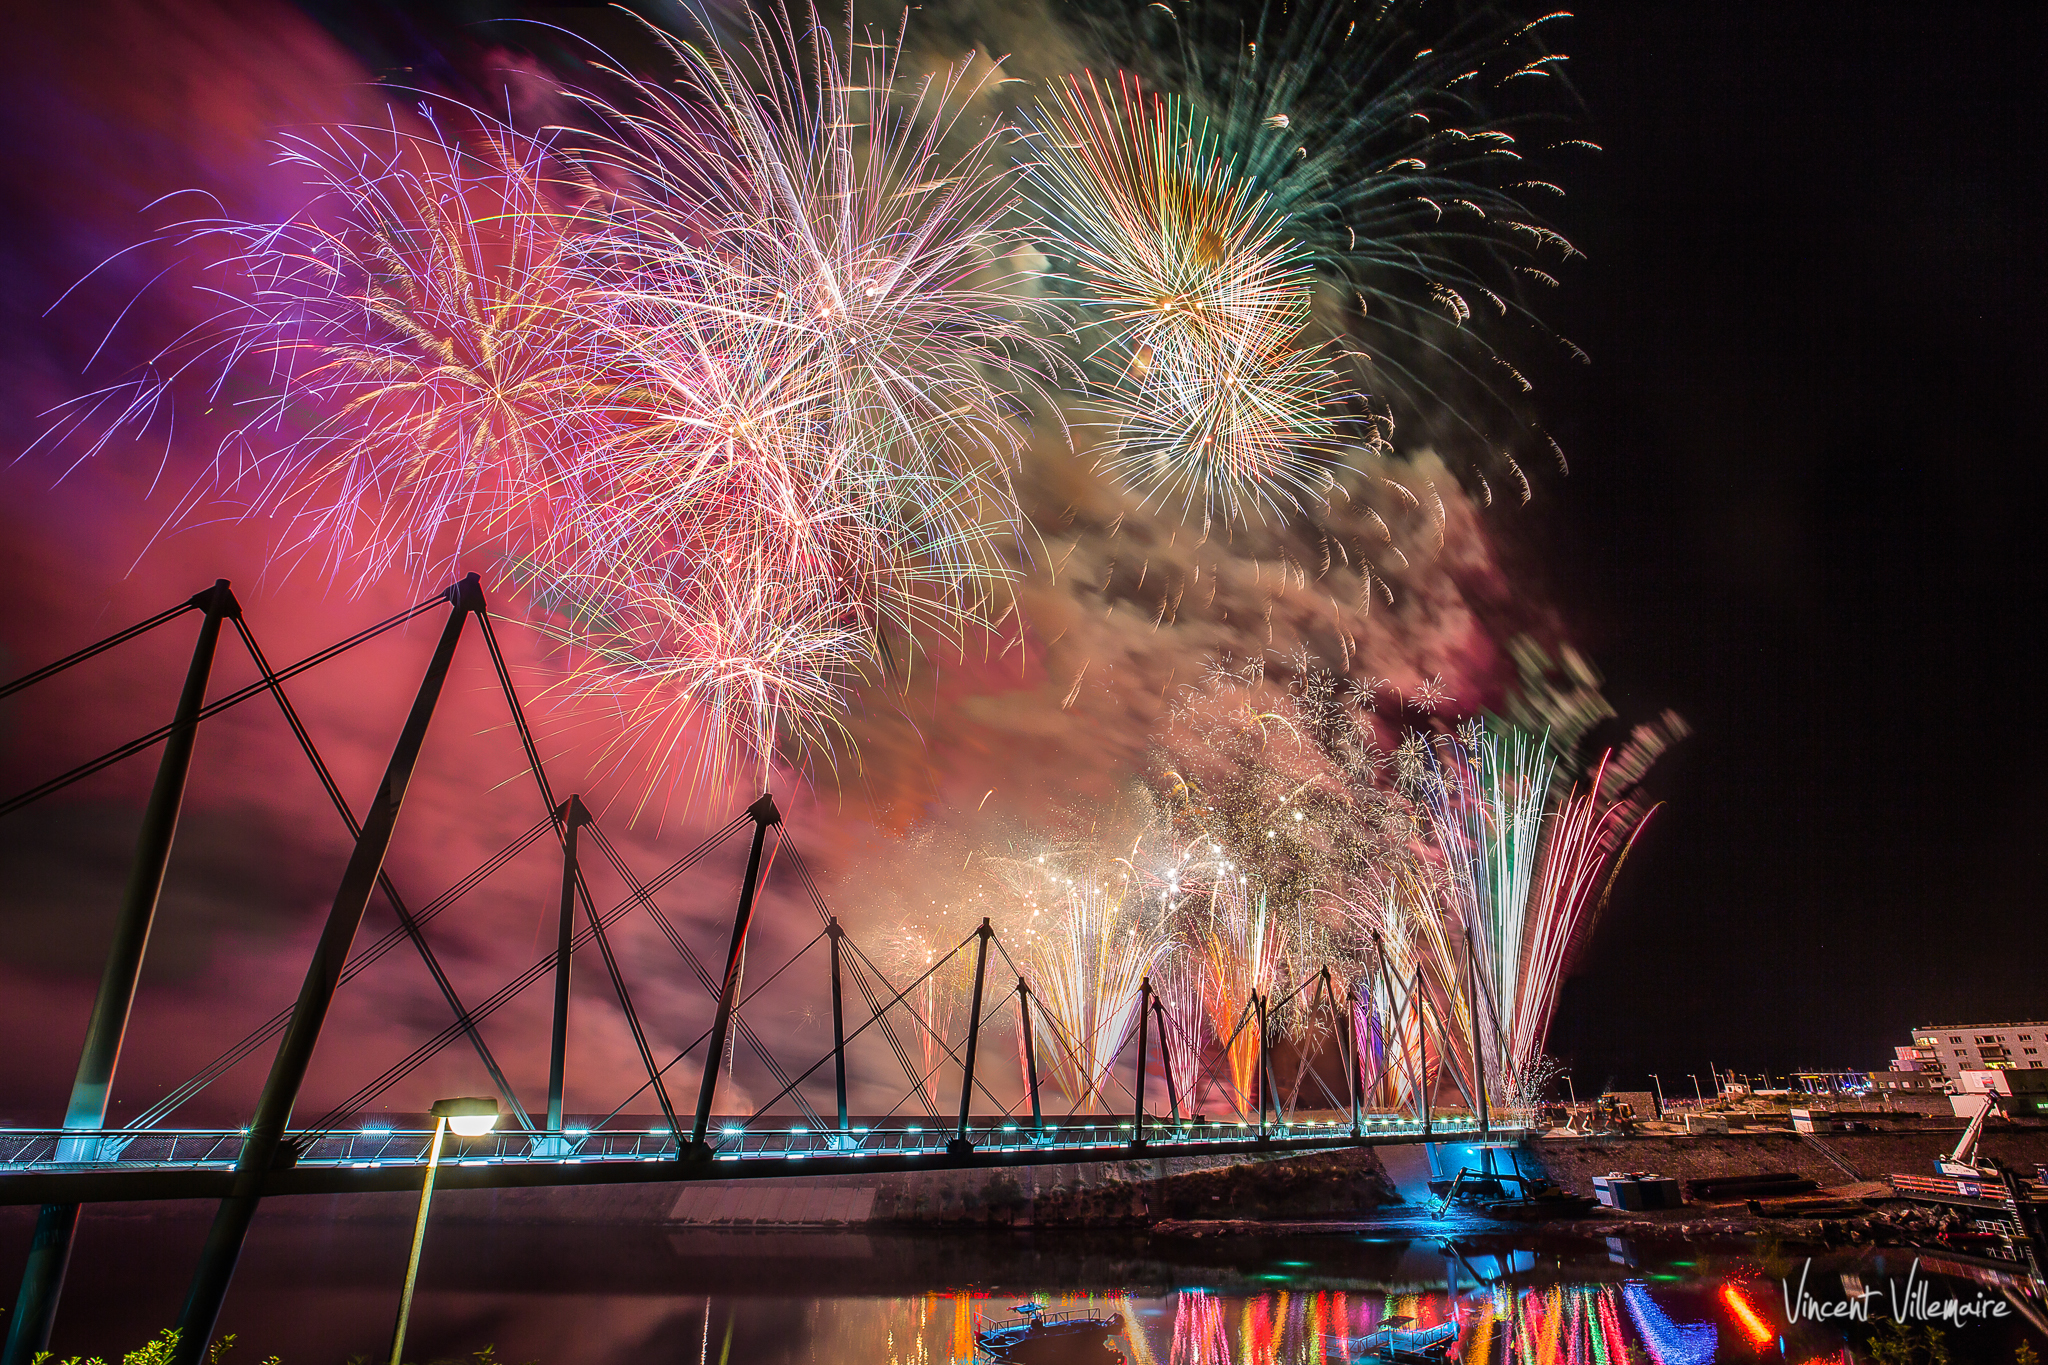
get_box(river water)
[5,1207,2038,1362]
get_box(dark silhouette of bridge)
[0,575,1509,1365]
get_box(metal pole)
[1345,983,1362,1136]
[1413,968,1432,1138]
[687,794,780,1157]
[1256,994,1269,1140]
[828,919,848,1144]
[1132,977,1153,1149]
[1152,996,1181,1132]
[5,582,236,1365]
[1466,935,1490,1137]
[949,919,993,1156]
[546,797,588,1137]
[1018,980,1044,1142]
[172,575,481,1365]
[387,1117,448,1365]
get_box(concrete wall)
[215,1144,1405,1228]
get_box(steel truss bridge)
[0,575,1514,1365]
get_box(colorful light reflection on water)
[750,1276,1866,1365]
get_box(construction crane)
[1935,1090,2001,1178]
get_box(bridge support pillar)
[4,581,237,1365]
[1017,979,1044,1143]
[1255,994,1270,1143]
[536,796,589,1157]
[1346,982,1362,1138]
[170,576,481,1365]
[1465,933,1490,1138]
[1414,967,1432,1137]
[1130,977,1152,1150]
[948,919,993,1157]
[828,918,848,1146]
[686,793,780,1159]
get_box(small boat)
[975,1303,1126,1364]
[1330,1317,1461,1363]
[1430,1167,1595,1220]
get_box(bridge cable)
[776,840,937,1115]
[297,814,750,1137]
[586,926,829,1133]
[986,935,1150,1122]
[298,815,750,1136]
[859,982,1027,1131]
[583,824,817,1118]
[232,616,538,1132]
[779,835,985,1114]
[725,931,1018,1129]
[476,608,692,1133]
[763,833,939,1115]
[125,816,555,1131]
[569,851,682,1140]
[580,824,825,1129]
[0,592,446,819]
[0,599,195,700]
[732,926,976,1125]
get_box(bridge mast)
[3,582,237,1365]
[1017,979,1044,1142]
[171,575,483,1365]
[1131,977,1153,1150]
[544,797,590,1145]
[687,793,781,1158]
[827,918,848,1144]
[948,919,993,1156]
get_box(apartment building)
[1905,1021,2048,1079]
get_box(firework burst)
[1023,73,1347,529]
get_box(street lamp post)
[390,1098,497,1365]
[1563,1072,1576,1106]
[1690,1074,1705,1105]
[1648,1074,1666,1119]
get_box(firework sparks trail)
[1406,720,1551,1095]
[1025,851,1167,1111]
[1510,752,1657,1077]
[1023,73,1347,531]
[42,0,1597,807]
[50,4,1062,799]
[1070,0,1589,480]
[36,117,607,587]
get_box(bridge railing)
[0,1115,1511,1174]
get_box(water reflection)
[782,1277,1744,1365]
[5,1209,2030,1364]
[732,1249,1791,1365]
[750,1243,2026,1365]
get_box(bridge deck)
[0,1118,1515,1205]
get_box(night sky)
[1541,2,2048,1085]
[1,0,2043,1120]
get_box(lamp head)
[431,1096,500,1137]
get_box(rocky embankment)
[1524,1128,2048,1199]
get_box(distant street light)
[390,1097,498,1365]
[1563,1072,1577,1106]
[1648,1074,1666,1118]
[1690,1074,1705,1105]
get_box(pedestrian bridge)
[0,575,1514,1362]
[0,1115,1516,1206]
